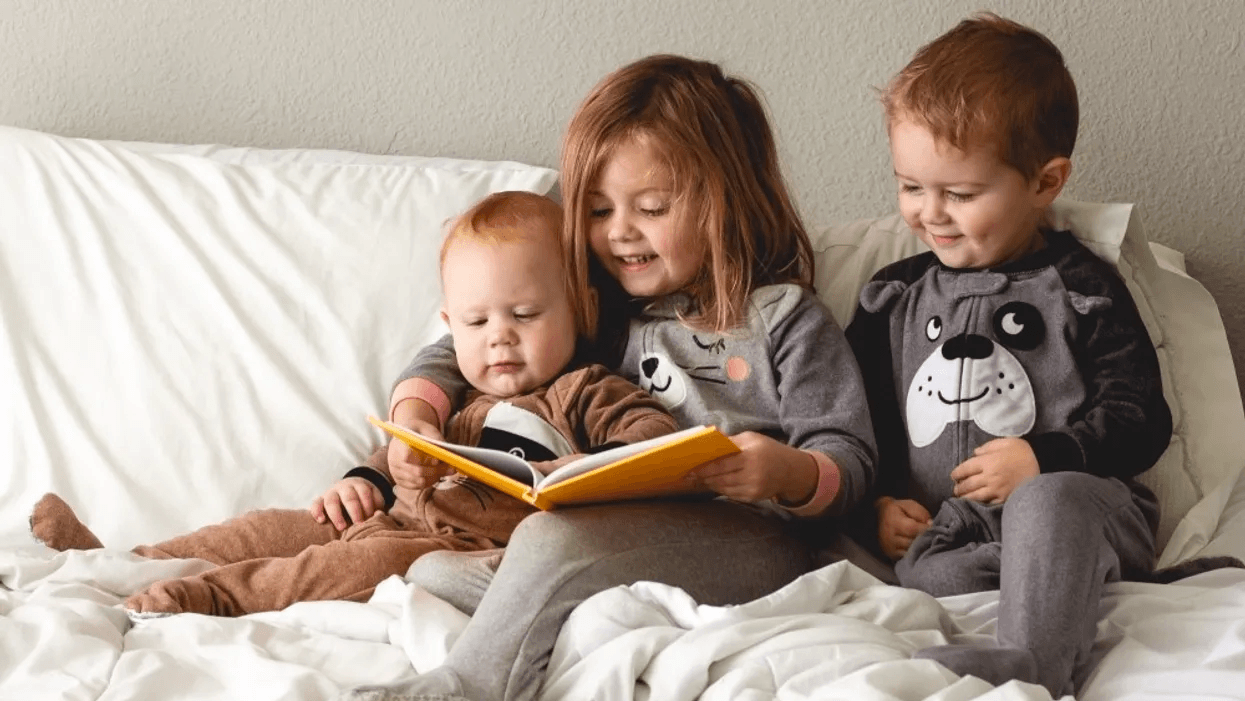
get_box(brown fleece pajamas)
[29,364,677,616]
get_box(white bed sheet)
[0,546,423,700]
[9,544,1243,701]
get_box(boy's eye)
[946,191,975,202]
[465,318,486,328]
[900,184,922,195]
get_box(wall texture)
[2,0,1243,391]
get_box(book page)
[414,437,544,486]
[535,425,709,489]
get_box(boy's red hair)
[560,54,813,334]
[882,13,1078,178]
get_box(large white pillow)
[0,125,557,548]
[811,199,1245,552]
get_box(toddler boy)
[845,14,1170,696]
[30,190,677,616]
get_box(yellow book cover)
[367,417,739,510]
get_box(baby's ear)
[859,280,909,314]
[439,308,450,326]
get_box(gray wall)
[3,0,1243,393]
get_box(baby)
[31,190,677,617]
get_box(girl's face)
[586,137,704,299]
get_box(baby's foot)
[29,493,104,551]
[125,577,223,616]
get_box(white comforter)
[5,544,1244,701]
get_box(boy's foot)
[916,643,1043,690]
[125,577,221,616]
[29,493,104,551]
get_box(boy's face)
[440,233,577,398]
[890,118,1047,269]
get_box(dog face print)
[905,301,1042,446]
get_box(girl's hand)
[686,431,817,504]
[311,477,383,531]
[950,437,1039,505]
[388,399,454,489]
[876,496,931,560]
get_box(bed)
[2,124,1243,700]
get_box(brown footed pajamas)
[29,365,677,617]
[30,472,535,616]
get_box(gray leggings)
[403,499,812,701]
[895,472,1159,696]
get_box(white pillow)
[0,125,557,548]
[811,199,1245,551]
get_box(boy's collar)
[934,229,1073,274]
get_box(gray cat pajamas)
[846,231,1172,697]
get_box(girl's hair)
[560,54,814,334]
[881,13,1078,179]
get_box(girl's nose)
[607,212,639,242]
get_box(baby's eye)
[514,310,540,322]
[946,191,975,202]
[464,318,486,328]
[639,205,669,217]
[900,184,922,195]
[589,207,612,219]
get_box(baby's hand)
[388,418,454,489]
[311,477,383,531]
[876,496,931,560]
[686,431,814,503]
[950,437,1039,504]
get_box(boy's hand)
[950,437,1039,504]
[876,496,931,560]
[311,477,383,531]
[687,431,815,503]
[387,419,454,489]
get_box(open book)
[368,416,739,510]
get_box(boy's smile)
[889,118,1054,269]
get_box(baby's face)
[890,118,1046,269]
[440,234,577,398]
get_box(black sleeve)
[1028,245,1173,479]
